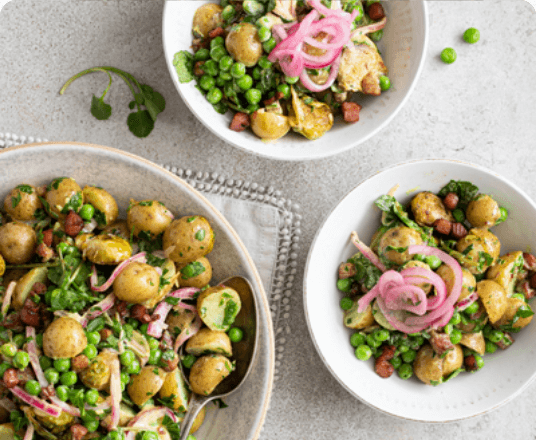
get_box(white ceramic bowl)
[304,159,536,422]
[0,142,274,439]
[162,1,428,161]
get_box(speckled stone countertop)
[1,1,536,439]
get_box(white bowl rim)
[161,1,430,162]
[0,141,275,438]
[303,158,536,423]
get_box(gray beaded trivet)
[0,132,301,384]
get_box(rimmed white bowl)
[162,0,428,161]
[0,142,274,439]
[304,159,536,422]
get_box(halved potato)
[186,328,232,357]
[197,286,242,331]
[476,280,507,324]
[159,367,190,412]
[12,266,48,310]
[459,332,486,355]
[343,300,375,330]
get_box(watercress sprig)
[59,66,166,138]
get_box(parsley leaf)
[11,193,21,208]
[438,180,479,210]
[173,50,194,83]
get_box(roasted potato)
[250,108,290,141]
[225,23,263,67]
[159,367,190,412]
[127,199,173,239]
[102,220,130,240]
[0,222,37,264]
[82,185,119,228]
[442,344,463,376]
[3,184,42,221]
[476,280,507,324]
[466,194,501,228]
[45,177,82,217]
[179,257,212,288]
[378,226,423,266]
[495,297,534,329]
[436,264,476,302]
[288,87,333,140]
[190,406,206,434]
[163,216,214,265]
[486,251,524,296]
[186,328,232,357]
[372,300,395,330]
[460,331,486,355]
[114,262,161,304]
[414,345,443,385]
[410,192,454,227]
[0,424,17,439]
[43,317,87,359]
[456,228,500,274]
[12,266,48,310]
[143,258,179,309]
[343,300,375,330]
[197,285,242,331]
[189,354,233,396]
[80,351,118,391]
[192,3,223,38]
[85,234,132,265]
[128,366,167,406]
[401,260,433,294]
[166,308,197,336]
[34,409,75,434]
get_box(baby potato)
[34,410,75,434]
[3,184,42,221]
[225,23,263,67]
[80,351,118,391]
[45,177,82,217]
[466,194,501,228]
[414,345,443,385]
[186,328,232,357]
[114,262,160,304]
[143,258,179,309]
[190,406,206,434]
[436,264,476,302]
[460,331,486,355]
[159,367,190,412]
[75,233,94,252]
[100,403,136,429]
[102,220,130,240]
[128,366,167,406]
[127,199,173,239]
[401,260,433,294]
[197,285,242,331]
[344,300,375,330]
[371,300,395,330]
[12,266,48,310]
[166,308,196,336]
[179,257,212,288]
[442,344,463,376]
[189,354,233,396]
[250,108,290,141]
[378,226,423,266]
[43,317,87,359]
[163,216,214,265]
[0,222,37,264]
[487,251,524,296]
[476,280,507,324]
[85,235,132,265]
[82,185,119,228]
[0,424,17,439]
[495,297,534,329]
[192,3,223,38]
[410,192,454,227]
[456,228,500,274]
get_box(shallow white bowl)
[162,0,428,161]
[304,159,536,422]
[0,142,274,439]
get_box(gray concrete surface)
[1,1,536,439]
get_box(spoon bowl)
[178,276,259,439]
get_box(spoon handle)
[179,395,208,440]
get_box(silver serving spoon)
[178,276,259,440]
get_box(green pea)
[413,254,426,262]
[1,343,16,357]
[373,329,390,342]
[54,358,71,372]
[379,76,391,91]
[216,76,225,87]
[127,359,141,375]
[85,388,99,406]
[210,45,227,62]
[369,29,383,42]
[488,329,504,343]
[222,5,236,22]
[463,27,480,44]
[199,74,216,91]
[498,207,508,223]
[207,87,223,104]
[336,278,352,293]
[398,363,413,380]
[120,350,136,367]
[219,56,234,72]
[56,385,69,401]
[146,337,159,351]
[350,332,366,348]
[277,83,290,99]
[109,432,123,440]
[79,204,95,221]
[25,380,41,396]
[148,349,162,365]
[464,302,479,315]
[85,420,99,433]
[210,36,224,49]
[252,66,262,80]
[258,56,273,70]
[44,368,59,384]
[450,328,462,345]
[355,344,372,361]
[194,48,210,61]
[219,71,233,81]
[237,74,253,90]
[401,349,416,364]
[182,354,197,369]
[247,103,259,114]
[84,332,99,347]
[441,47,457,64]
[449,312,461,326]
[121,372,130,385]
[40,356,52,371]
[412,335,425,347]
[245,88,262,105]
[452,208,465,223]
[424,255,442,270]
[263,37,277,53]
[13,351,29,370]
[12,334,24,348]
[366,334,381,348]
[231,62,246,79]
[60,371,78,386]
[285,76,299,84]
[228,327,244,343]
[203,59,219,76]
[390,356,402,369]
[142,432,159,440]
[474,354,485,369]
[258,26,271,43]
[243,0,264,15]
[83,344,98,360]
[398,344,409,354]
[339,297,353,311]
[444,324,453,335]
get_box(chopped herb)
[61,191,83,213]
[94,209,107,227]
[47,177,68,191]
[187,216,197,223]
[11,193,21,208]
[438,180,479,210]
[195,229,206,241]
[138,201,153,207]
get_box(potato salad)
[0,178,245,439]
[336,180,535,385]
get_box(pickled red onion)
[350,231,386,273]
[90,252,147,292]
[456,292,479,312]
[10,386,62,418]
[23,423,34,440]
